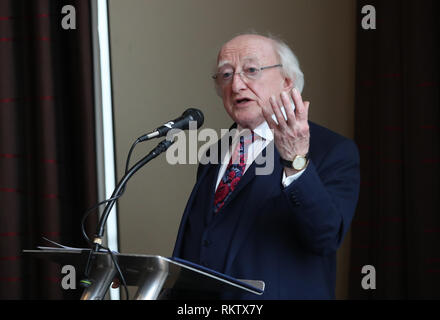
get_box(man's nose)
[231,73,247,93]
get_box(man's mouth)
[235,98,252,105]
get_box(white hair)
[269,34,305,93]
[214,32,305,95]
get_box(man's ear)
[283,76,294,91]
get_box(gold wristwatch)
[280,154,309,171]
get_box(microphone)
[138,108,204,141]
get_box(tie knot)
[240,130,255,146]
[230,131,253,165]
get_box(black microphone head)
[183,108,204,129]
[148,108,205,139]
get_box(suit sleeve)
[280,138,360,255]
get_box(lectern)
[24,249,265,300]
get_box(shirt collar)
[236,121,274,143]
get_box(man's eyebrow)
[217,60,232,69]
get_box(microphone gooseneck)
[95,138,174,241]
[80,108,204,296]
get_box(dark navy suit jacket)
[172,121,360,299]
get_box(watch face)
[293,156,306,170]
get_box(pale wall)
[108,0,356,299]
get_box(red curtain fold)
[350,0,440,299]
[0,0,98,299]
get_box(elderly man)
[171,33,360,299]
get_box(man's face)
[216,35,293,129]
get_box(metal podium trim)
[23,249,265,300]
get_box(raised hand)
[260,88,310,175]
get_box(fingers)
[270,95,288,129]
[259,89,310,161]
[281,91,296,124]
[303,101,310,117]
[260,89,310,131]
[260,97,279,131]
[290,88,308,122]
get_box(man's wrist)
[284,167,302,177]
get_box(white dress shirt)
[215,121,306,190]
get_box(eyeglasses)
[212,64,283,86]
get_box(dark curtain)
[349,0,440,298]
[0,0,98,299]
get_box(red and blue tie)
[214,132,254,213]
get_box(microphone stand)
[81,138,175,290]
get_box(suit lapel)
[216,158,257,212]
[223,143,282,272]
[217,140,274,213]
[173,160,219,257]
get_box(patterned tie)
[213,131,254,213]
